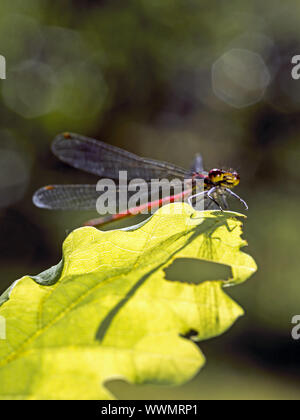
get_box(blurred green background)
[0,0,300,400]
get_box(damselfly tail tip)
[83,216,105,227]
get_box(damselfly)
[33,132,248,227]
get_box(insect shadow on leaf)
[95,214,234,343]
[164,258,232,285]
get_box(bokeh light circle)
[212,48,271,108]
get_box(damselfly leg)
[225,188,248,210]
[188,187,223,211]
[188,190,205,207]
[206,187,223,211]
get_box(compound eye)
[208,169,223,183]
[226,171,240,187]
[232,171,240,184]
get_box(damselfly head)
[222,171,240,188]
[208,169,240,188]
[208,168,223,183]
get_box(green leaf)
[0,203,256,400]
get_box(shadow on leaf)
[95,212,236,343]
[164,258,231,284]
